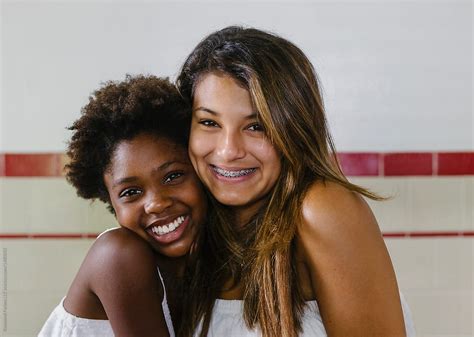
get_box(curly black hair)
[65,75,190,211]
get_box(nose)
[144,192,173,215]
[216,130,246,162]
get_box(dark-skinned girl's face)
[104,133,207,258]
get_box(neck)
[232,199,266,228]
[155,253,187,278]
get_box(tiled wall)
[0,153,472,337]
[1,1,471,336]
[357,176,473,337]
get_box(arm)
[297,181,406,337]
[68,228,170,337]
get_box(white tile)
[0,240,93,337]
[0,178,33,233]
[0,179,4,231]
[468,177,473,230]
[385,239,437,290]
[29,178,90,232]
[408,177,472,231]
[434,238,473,290]
[2,178,118,235]
[86,199,118,233]
[422,335,473,337]
[351,177,473,232]
[350,177,412,232]
[0,239,92,292]
[3,290,64,337]
[403,289,473,336]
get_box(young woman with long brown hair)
[177,26,415,337]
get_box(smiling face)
[189,73,281,225]
[103,133,207,258]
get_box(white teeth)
[212,166,256,178]
[150,216,186,236]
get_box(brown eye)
[198,119,219,127]
[163,171,184,184]
[119,188,142,198]
[247,123,264,132]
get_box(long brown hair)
[177,26,382,337]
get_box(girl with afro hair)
[39,75,207,337]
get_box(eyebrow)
[112,160,182,187]
[193,106,258,120]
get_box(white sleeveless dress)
[195,292,415,336]
[38,267,175,337]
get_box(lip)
[145,214,190,245]
[208,164,257,183]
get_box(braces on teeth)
[151,215,185,235]
[213,167,256,178]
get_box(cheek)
[253,140,281,169]
[189,130,211,166]
[183,180,208,218]
[113,207,130,226]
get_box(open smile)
[149,215,186,235]
[211,165,257,178]
[146,215,190,244]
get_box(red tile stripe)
[337,153,380,176]
[1,153,64,177]
[0,231,472,239]
[438,152,474,175]
[0,152,473,177]
[384,153,433,176]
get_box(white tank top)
[194,292,416,337]
[38,267,175,337]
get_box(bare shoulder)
[72,227,160,294]
[297,181,406,336]
[90,227,156,264]
[85,227,159,290]
[299,180,380,243]
[79,228,169,336]
[64,228,162,320]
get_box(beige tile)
[0,179,4,231]
[86,199,118,233]
[0,178,33,233]
[1,239,92,292]
[422,335,473,337]
[468,177,473,230]
[404,289,473,336]
[2,178,118,235]
[408,177,472,231]
[29,178,90,232]
[352,177,473,232]
[3,290,65,337]
[385,239,437,291]
[0,240,93,337]
[350,177,412,232]
[434,238,473,290]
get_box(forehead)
[110,134,187,171]
[193,73,254,112]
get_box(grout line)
[379,153,384,177]
[432,152,438,176]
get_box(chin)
[215,195,251,207]
[158,243,191,259]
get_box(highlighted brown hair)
[177,26,381,337]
